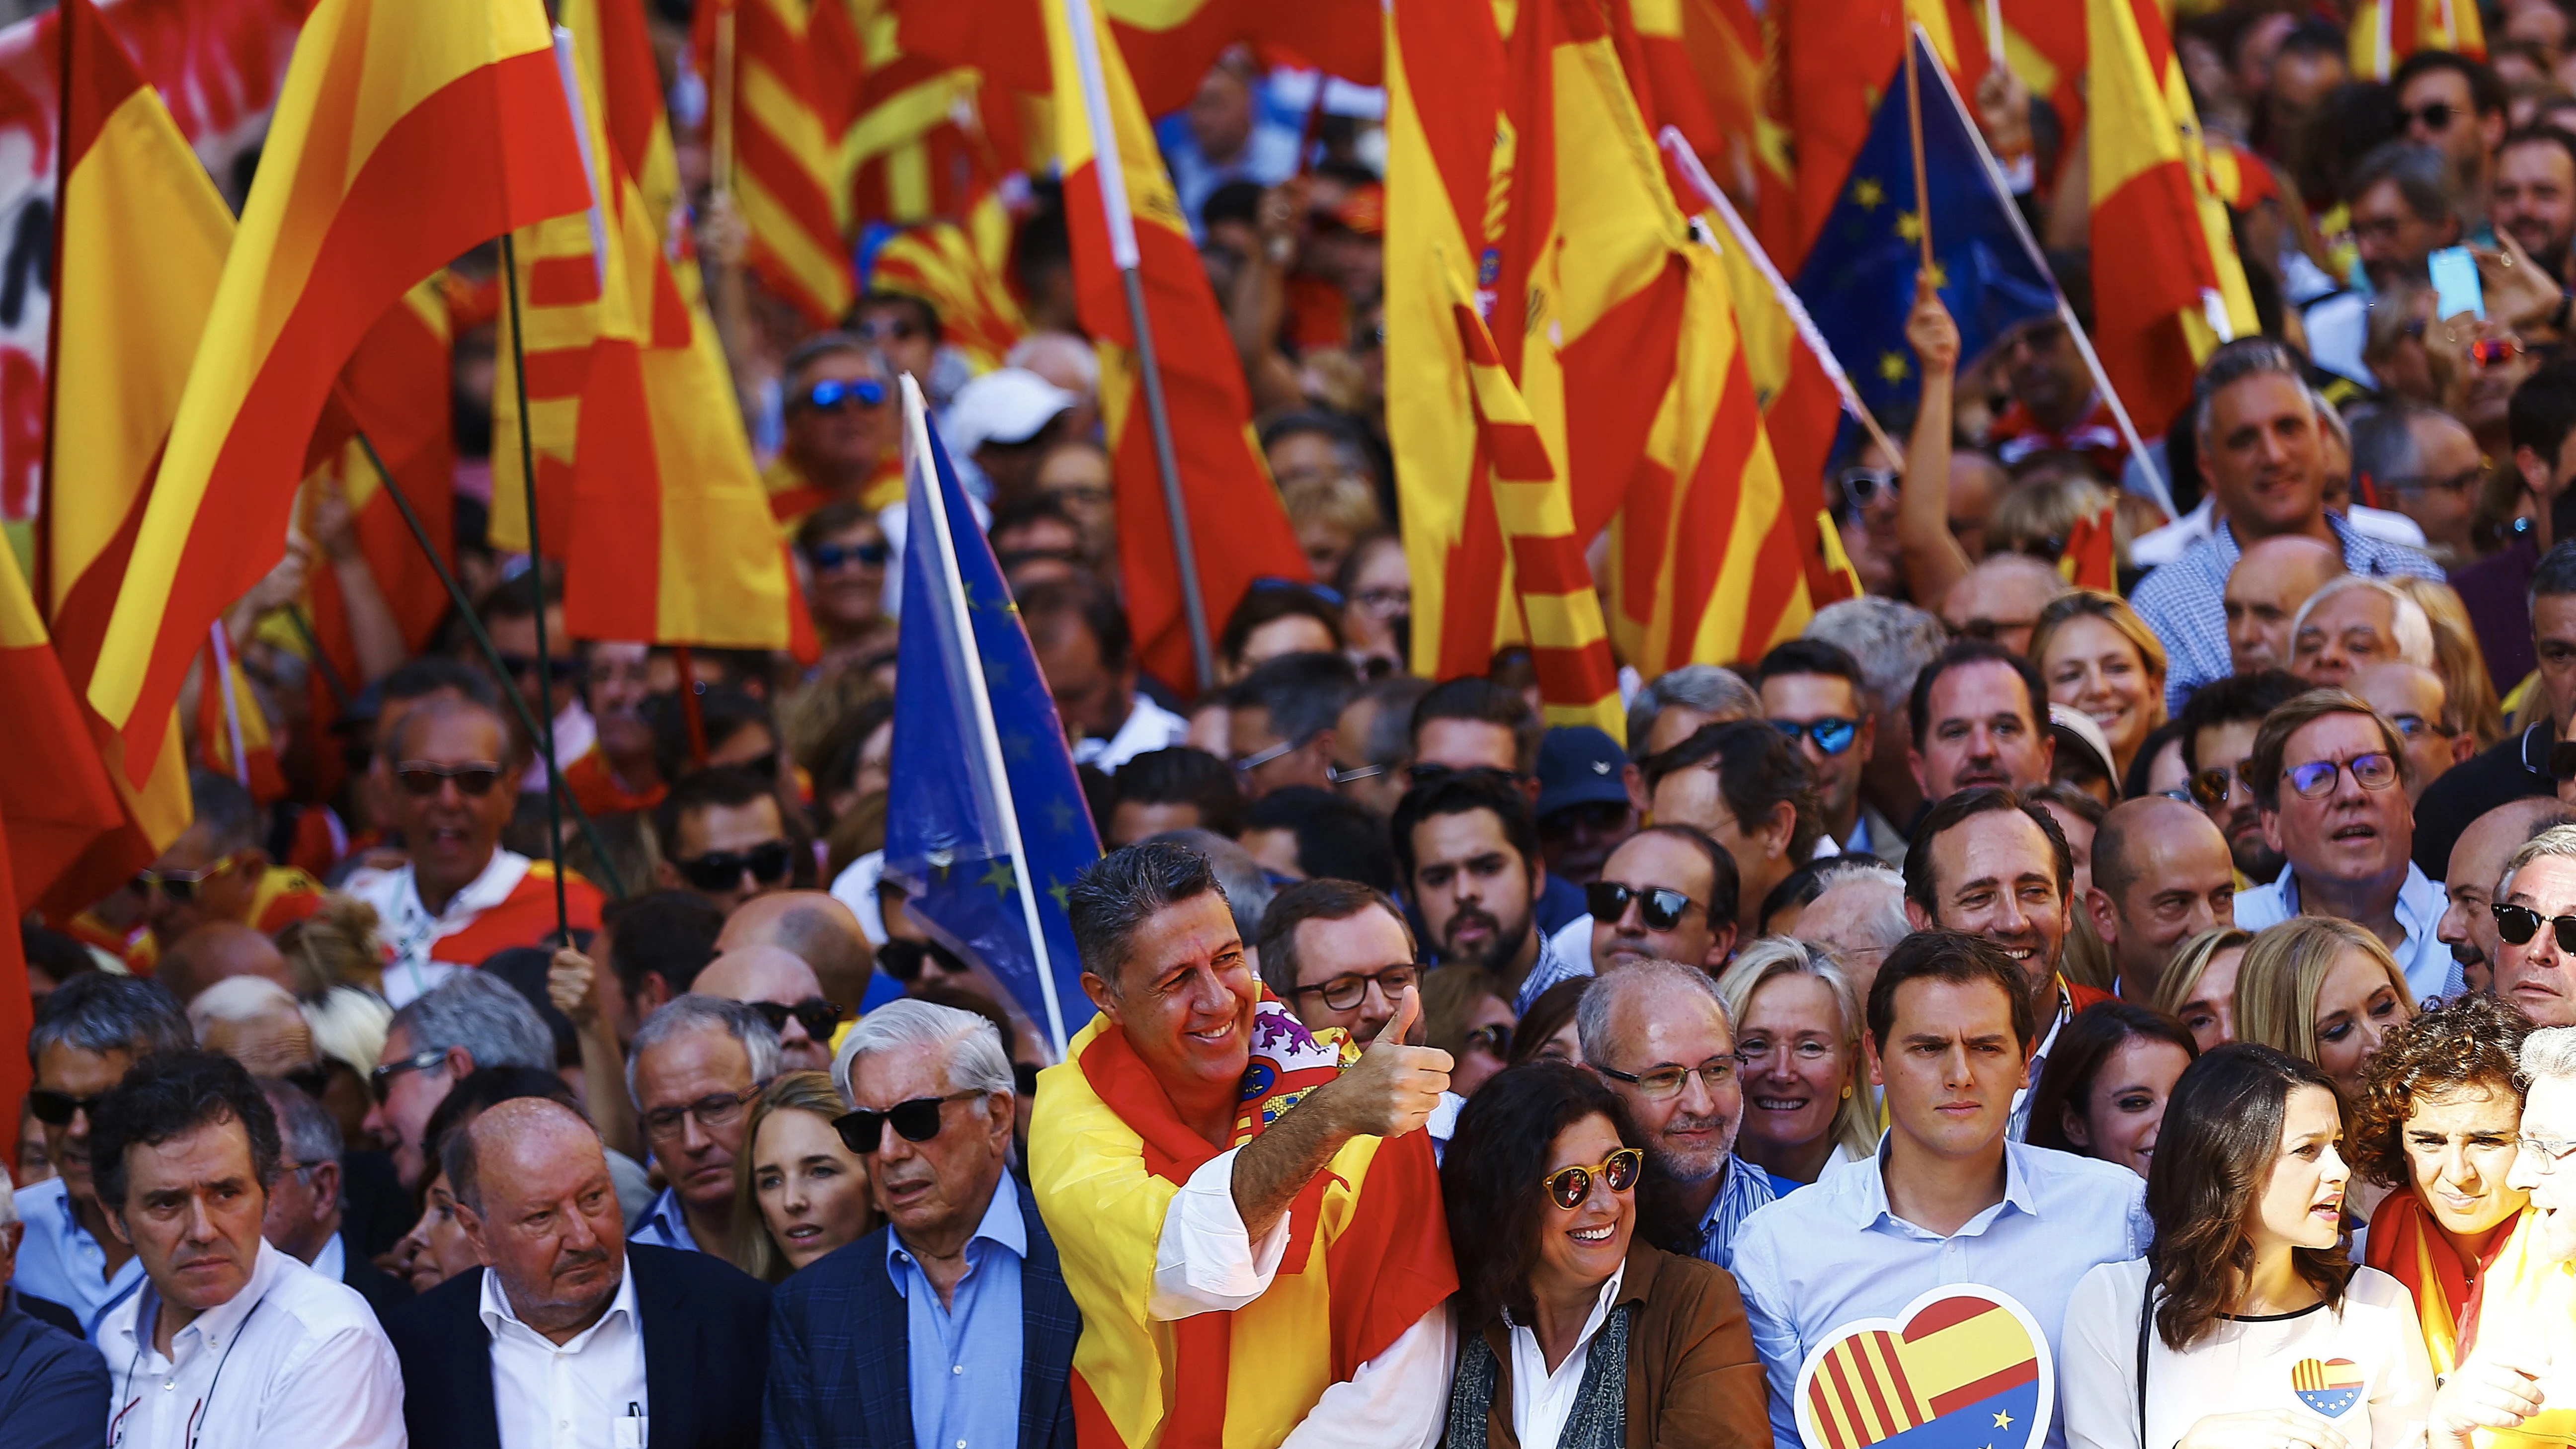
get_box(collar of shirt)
[478,1258,639,1354]
[1071,694,1190,770]
[628,1187,699,1253]
[2260,862,2445,942]
[115,1236,286,1375]
[1502,1260,1629,1358]
[1853,1136,2043,1241]
[1511,930,1589,1015]
[312,1233,346,1286]
[886,1178,1027,1298]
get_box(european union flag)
[884,379,1101,1051]
[1794,31,2063,424]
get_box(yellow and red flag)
[834,0,1017,230]
[192,621,287,804]
[905,0,1379,116]
[1046,0,1309,695]
[697,0,856,326]
[2058,505,2117,591]
[863,220,1029,372]
[2350,0,2486,79]
[314,279,459,669]
[87,0,591,791]
[0,541,127,917]
[1619,0,1798,262]
[1780,0,1983,261]
[2086,0,2258,437]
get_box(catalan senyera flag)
[2087,0,2258,437]
[902,0,1377,117]
[494,0,798,651]
[1046,0,1309,695]
[862,218,1028,372]
[835,0,1007,230]
[87,0,592,791]
[2350,0,2486,79]
[698,0,855,326]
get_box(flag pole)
[712,2,737,198]
[207,623,251,789]
[1061,0,1215,688]
[1902,23,1935,276]
[497,232,571,942]
[904,376,1071,1055]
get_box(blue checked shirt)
[2132,513,2443,716]
[1697,1155,1778,1269]
[1511,928,1590,1015]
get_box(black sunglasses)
[25,1088,104,1127]
[497,651,580,683]
[2495,901,2576,954]
[674,839,795,893]
[1587,881,1697,933]
[395,762,504,798]
[748,996,845,1040]
[2396,101,2459,131]
[876,938,968,983]
[2187,765,2249,812]
[806,540,890,571]
[833,1091,981,1154]
[1464,1023,1512,1057]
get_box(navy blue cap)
[1535,725,1632,819]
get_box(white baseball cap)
[945,367,1078,458]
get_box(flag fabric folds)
[2350,0,2486,79]
[1779,0,1981,261]
[0,541,128,915]
[1046,0,1309,696]
[696,0,855,326]
[87,0,592,790]
[860,219,1029,373]
[883,381,1099,1050]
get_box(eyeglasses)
[793,378,887,413]
[1463,1023,1512,1057]
[747,996,845,1040]
[2281,751,2399,799]
[1233,733,1318,780]
[369,1048,450,1104]
[1327,759,1395,787]
[2518,1133,2576,1172]
[856,317,925,345]
[1770,716,1859,756]
[1586,881,1699,933]
[1594,1058,1738,1101]
[1837,468,1898,510]
[642,1084,762,1143]
[805,540,889,572]
[1948,616,2037,643]
[832,1091,982,1154]
[2380,468,2481,500]
[673,839,795,893]
[1542,1147,1644,1209]
[25,1088,105,1126]
[2384,712,2455,741]
[1353,586,1411,617]
[876,938,968,983]
[2187,764,2251,812]
[395,762,505,798]
[134,853,244,903]
[2396,101,2460,132]
[2494,901,2576,954]
[1287,965,1419,1012]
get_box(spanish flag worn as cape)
[2367,1186,2516,1376]
[2452,1205,2576,1448]
[1031,997,1455,1449]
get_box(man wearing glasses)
[693,945,840,1075]
[360,973,559,1194]
[2176,668,2309,882]
[763,334,901,528]
[626,997,782,1262]
[2479,823,2576,1028]
[2393,51,2507,230]
[1256,879,1424,1046]
[652,766,797,919]
[1755,639,1901,865]
[2237,689,2456,1001]
[1576,961,1771,1264]
[1586,827,1739,975]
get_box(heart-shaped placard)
[2290,1358,2363,1417]
[1793,1287,2053,1449]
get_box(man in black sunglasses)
[767,333,897,529]
[2488,824,2576,1026]
[653,766,796,917]
[132,770,325,968]
[1586,827,1740,975]
[695,946,838,1074]
[2394,50,2506,226]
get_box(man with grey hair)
[1626,663,1761,759]
[627,995,782,1258]
[360,969,555,1193]
[0,1158,108,1445]
[190,975,316,1079]
[769,330,900,527]
[2134,337,2443,714]
[1576,959,1773,1265]
[1796,862,1910,1003]
[766,999,1081,1446]
[10,973,189,1335]
[256,1079,409,1317]
[2350,402,2482,563]
[2488,823,2576,1027]
[2288,575,2439,687]
[1805,596,1949,843]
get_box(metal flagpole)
[207,622,251,789]
[1060,0,1215,688]
[498,233,570,942]
[905,376,1071,1055]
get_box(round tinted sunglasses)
[1770,717,1859,756]
[833,1090,981,1154]
[1544,1147,1643,1209]
[673,839,795,893]
[1586,881,1698,933]
[2494,901,2576,954]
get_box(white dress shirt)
[1506,1265,1627,1449]
[103,1238,404,1449]
[1070,694,1192,775]
[343,847,536,1006]
[480,1262,650,1449]
[1151,1147,1455,1449]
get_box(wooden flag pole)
[497,231,570,943]
[712,3,737,197]
[1903,27,1935,276]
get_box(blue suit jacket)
[762,1175,1080,1449]
[384,1242,771,1449]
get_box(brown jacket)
[1462,1241,1774,1449]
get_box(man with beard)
[2492,127,2576,284]
[2438,798,2576,995]
[2394,51,2508,228]
[2235,689,2456,1002]
[1576,961,1773,1264]
[2179,669,2308,883]
[1908,641,2054,805]
[1394,772,1578,1013]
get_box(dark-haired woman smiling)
[2060,1044,2435,1449]
[1440,1062,1767,1449]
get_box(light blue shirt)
[889,1180,1027,1449]
[2231,860,2462,1004]
[1729,1138,2151,1449]
[627,1186,701,1253]
[6,1176,144,1340]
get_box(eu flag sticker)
[2291,1358,2364,1417]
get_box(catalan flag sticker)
[2291,1358,2365,1417]
[1792,1288,2051,1449]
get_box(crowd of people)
[34,7,2576,1449]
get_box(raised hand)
[2430,1355,2548,1449]
[548,945,601,1030]
[1325,987,1452,1140]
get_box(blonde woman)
[2236,917,2416,1104]
[2029,591,2170,781]
[2151,926,2253,1052]
[1716,938,1877,1192]
[730,1071,881,1282]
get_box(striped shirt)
[1698,1155,1779,1269]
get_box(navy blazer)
[385,1242,771,1449]
[762,1175,1080,1449]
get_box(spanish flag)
[1781,0,1982,260]
[901,0,1377,117]
[2085,0,2258,438]
[1621,0,1797,263]
[1046,0,1309,695]
[2351,0,2486,79]
[87,0,592,790]
[0,542,127,916]
[310,278,460,684]
[697,0,856,327]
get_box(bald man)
[1939,554,2069,656]
[713,890,873,1015]
[2084,797,2240,1002]
[2224,535,2343,677]
[2352,661,2476,803]
[2439,797,2576,995]
[694,945,835,1072]
[156,919,296,1006]
[1796,866,1909,1003]
[187,976,316,1078]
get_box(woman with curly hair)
[2351,995,2534,1374]
[2060,1044,2436,1449]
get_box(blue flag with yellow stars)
[1793,31,2061,425]
[884,380,1101,1051]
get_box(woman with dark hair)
[1508,978,1590,1068]
[2351,995,2534,1374]
[1441,1063,1767,1449]
[2060,1044,2435,1449]
[2026,1002,2199,1178]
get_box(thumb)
[1374,984,1421,1048]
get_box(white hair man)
[189,976,317,1080]
[1796,862,1910,1004]
[2287,574,2438,689]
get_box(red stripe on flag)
[1856,1331,1904,1433]
[1928,1355,2041,1416]
[528,254,603,306]
[1511,542,1597,597]
[1527,643,1617,702]
[1825,1343,1873,1447]
[562,339,663,641]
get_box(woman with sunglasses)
[2030,591,2170,784]
[1440,1062,1767,1449]
[730,1071,880,1281]
[1425,966,1518,1098]
[2237,918,2417,1107]
[1715,940,1876,1194]
[2060,1044,2436,1449]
